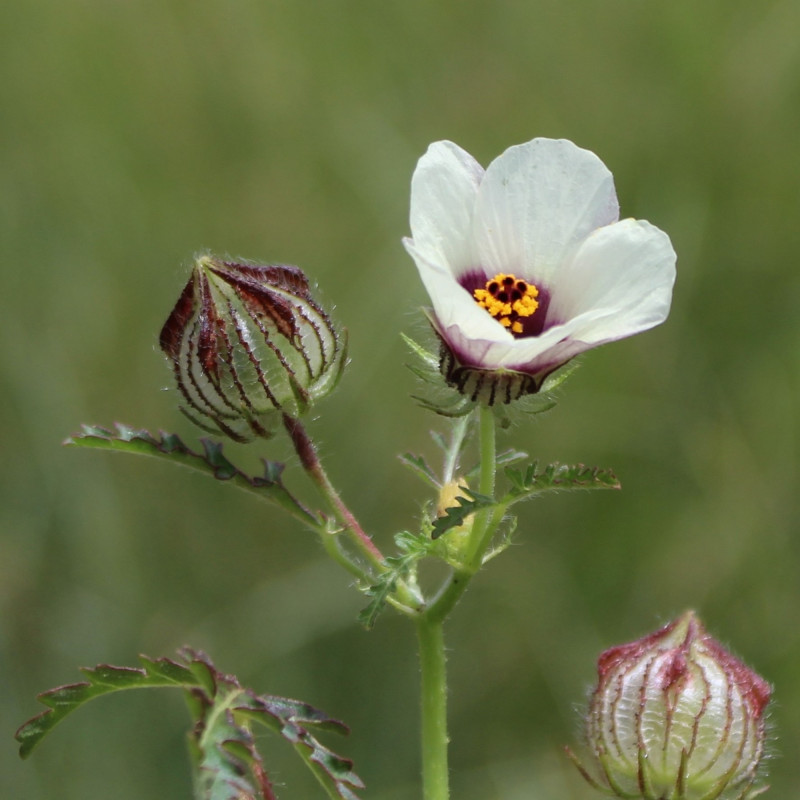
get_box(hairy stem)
[416,615,449,800]
[283,414,385,570]
[415,406,500,799]
[465,405,497,570]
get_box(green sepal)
[402,328,570,418]
[65,424,320,528]
[486,361,582,425]
[482,514,518,565]
[539,359,582,393]
[402,333,478,417]
[17,650,364,800]
[503,462,621,505]
[410,392,476,418]
[491,392,557,429]
[400,332,439,373]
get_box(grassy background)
[2,0,799,797]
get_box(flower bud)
[572,611,771,800]
[159,255,346,441]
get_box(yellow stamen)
[473,273,539,335]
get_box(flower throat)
[473,274,539,335]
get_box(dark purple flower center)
[458,270,552,337]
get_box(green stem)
[464,405,497,570]
[415,407,498,800]
[416,615,449,800]
[318,523,373,584]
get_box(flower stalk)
[282,414,385,571]
[464,406,497,570]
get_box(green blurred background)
[2,0,799,797]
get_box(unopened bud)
[160,255,346,441]
[436,479,471,521]
[571,611,771,800]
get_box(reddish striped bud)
[160,255,346,441]
[571,611,771,800]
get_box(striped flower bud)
[572,611,771,800]
[159,255,346,441]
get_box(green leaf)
[358,531,431,629]
[65,424,320,527]
[398,452,441,489]
[431,490,494,540]
[16,659,195,758]
[503,462,620,505]
[15,657,196,758]
[17,650,364,800]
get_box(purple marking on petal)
[516,287,553,337]
[457,269,493,294]
[505,338,585,377]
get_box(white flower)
[403,138,676,401]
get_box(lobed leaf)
[503,462,620,505]
[17,649,364,800]
[358,531,432,629]
[15,656,199,758]
[65,424,320,526]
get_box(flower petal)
[548,218,676,343]
[473,139,620,285]
[498,309,612,374]
[408,141,485,277]
[403,238,511,342]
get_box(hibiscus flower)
[403,138,676,404]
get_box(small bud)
[571,611,771,800]
[433,479,474,557]
[160,255,346,441]
[435,479,471,521]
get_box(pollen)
[473,274,539,335]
